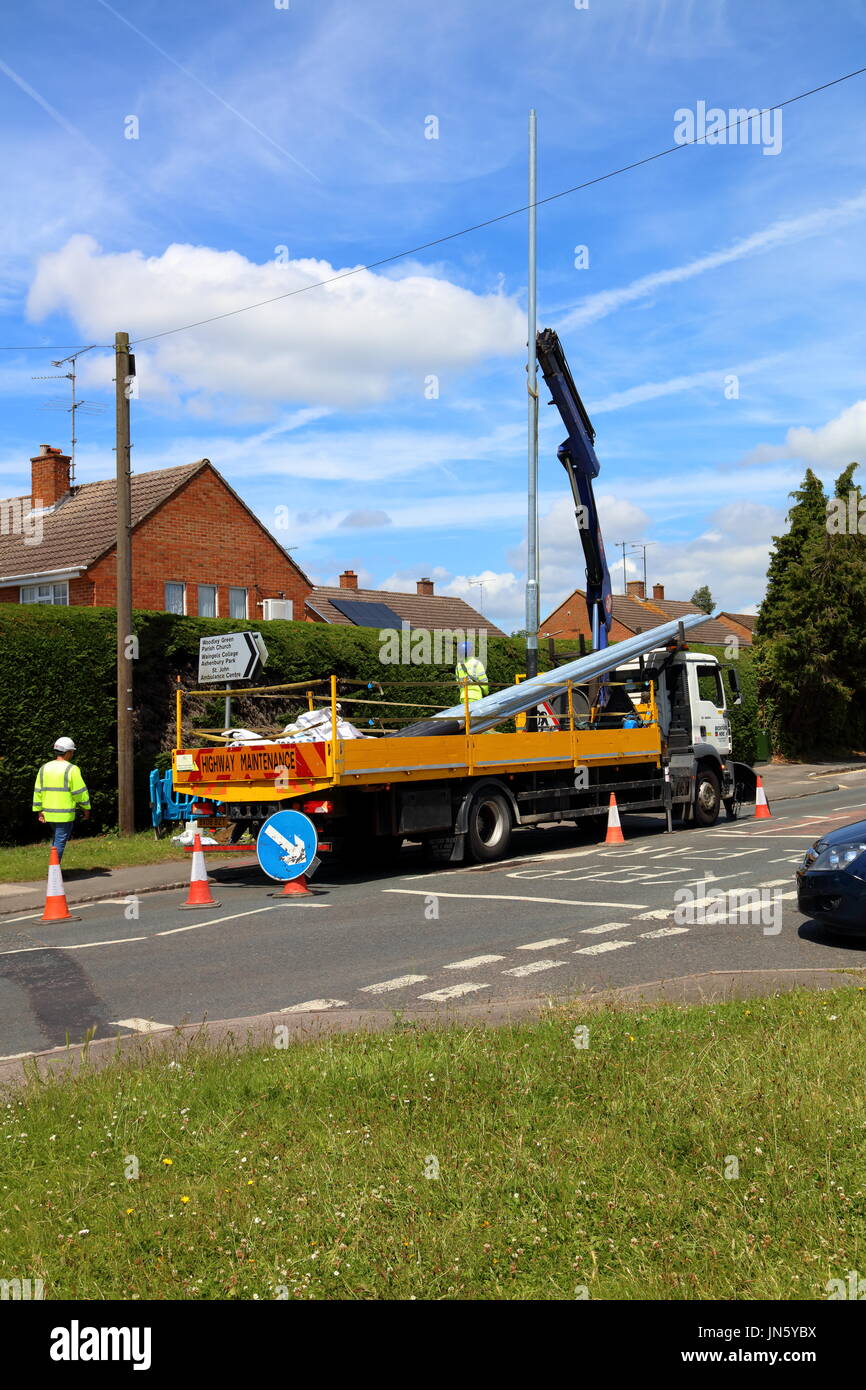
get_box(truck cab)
[612,647,749,824]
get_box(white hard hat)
[54,737,76,753]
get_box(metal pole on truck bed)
[525,108,539,686]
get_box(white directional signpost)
[198,631,270,726]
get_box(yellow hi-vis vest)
[455,657,489,704]
[32,759,90,823]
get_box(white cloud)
[320,491,778,634]
[742,399,866,469]
[27,235,525,410]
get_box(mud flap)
[728,761,758,814]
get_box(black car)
[797,818,866,934]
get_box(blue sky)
[2,0,866,631]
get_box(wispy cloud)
[558,190,866,330]
[589,355,780,413]
[93,0,320,181]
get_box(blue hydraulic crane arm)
[536,327,613,651]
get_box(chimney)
[31,444,71,510]
[652,583,665,601]
[627,579,645,599]
[416,577,434,596]
[339,569,359,590]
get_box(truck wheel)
[466,790,512,862]
[694,768,721,826]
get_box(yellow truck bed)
[172,725,664,803]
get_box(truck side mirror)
[727,667,742,706]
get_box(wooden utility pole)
[115,332,135,836]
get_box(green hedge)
[0,605,759,844]
[0,606,531,844]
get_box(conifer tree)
[755,464,866,755]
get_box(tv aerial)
[32,344,101,484]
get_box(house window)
[165,582,185,614]
[198,584,217,618]
[20,581,68,606]
[228,587,247,619]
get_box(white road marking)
[281,999,348,1012]
[502,959,568,977]
[574,940,633,955]
[639,927,690,940]
[383,890,647,908]
[418,982,491,1001]
[0,935,148,956]
[638,909,674,920]
[111,1017,173,1033]
[0,905,286,957]
[507,868,573,879]
[360,975,428,994]
[729,834,825,839]
[578,921,630,935]
[443,955,504,970]
[516,937,571,950]
[155,906,283,937]
[0,911,45,923]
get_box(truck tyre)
[694,767,721,827]
[466,789,512,862]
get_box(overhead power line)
[1,62,864,353]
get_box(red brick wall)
[87,466,310,615]
[0,577,91,605]
[541,593,633,644]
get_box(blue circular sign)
[256,810,318,881]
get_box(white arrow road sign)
[198,631,268,683]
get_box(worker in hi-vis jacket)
[455,640,489,703]
[32,737,90,860]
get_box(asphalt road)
[3,778,866,1059]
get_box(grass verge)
[2,986,865,1300]
[0,831,185,883]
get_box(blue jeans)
[50,822,74,860]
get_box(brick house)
[541,581,751,648]
[717,611,757,644]
[0,445,311,618]
[305,569,505,636]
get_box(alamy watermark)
[379,623,488,667]
[674,879,782,934]
[674,102,782,157]
[0,1277,44,1299]
[827,1270,866,1299]
[827,490,866,535]
[0,496,43,547]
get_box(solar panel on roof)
[330,598,406,629]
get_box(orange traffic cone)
[41,845,78,922]
[754,775,772,820]
[270,874,312,898]
[179,833,221,909]
[602,793,625,844]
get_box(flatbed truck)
[170,628,755,864]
